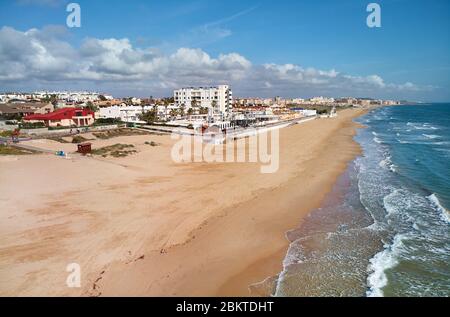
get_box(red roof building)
[24,108,95,127]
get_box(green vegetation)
[50,126,76,131]
[85,101,98,112]
[41,94,58,106]
[179,105,185,117]
[93,128,149,140]
[316,109,329,115]
[169,109,178,118]
[145,141,160,146]
[0,130,14,137]
[0,144,35,155]
[94,118,123,125]
[20,122,46,129]
[139,107,158,124]
[71,135,90,144]
[91,144,136,158]
[1,114,22,121]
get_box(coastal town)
[0,86,400,153]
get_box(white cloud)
[0,26,433,98]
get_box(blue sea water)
[275,104,450,297]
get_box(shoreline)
[0,108,368,297]
[97,108,369,296]
[220,109,368,296]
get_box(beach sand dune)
[0,109,365,296]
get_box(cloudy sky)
[0,0,449,101]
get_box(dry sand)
[0,108,366,296]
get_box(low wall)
[21,124,121,137]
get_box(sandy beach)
[0,108,366,297]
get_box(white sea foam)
[413,125,438,130]
[422,134,440,139]
[366,233,406,297]
[407,122,439,130]
[379,156,397,173]
[373,137,382,144]
[427,194,450,224]
[384,189,405,217]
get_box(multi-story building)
[174,85,233,115]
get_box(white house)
[99,105,154,123]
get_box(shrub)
[20,122,46,129]
[72,135,89,144]
[91,144,136,157]
[94,118,123,125]
[0,144,35,155]
[48,125,72,130]
[0,130,14,137]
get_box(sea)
[274,103,450,297]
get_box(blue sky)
[0,0,449,101]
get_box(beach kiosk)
[77,142,92,155]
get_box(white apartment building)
[174,85,232,115]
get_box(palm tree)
[164,104,168,121]
[179,105,185,117]
[153,105,158,121]
[169,109,178,120]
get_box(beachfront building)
[174,85,233,115]
[23,107,95,127]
